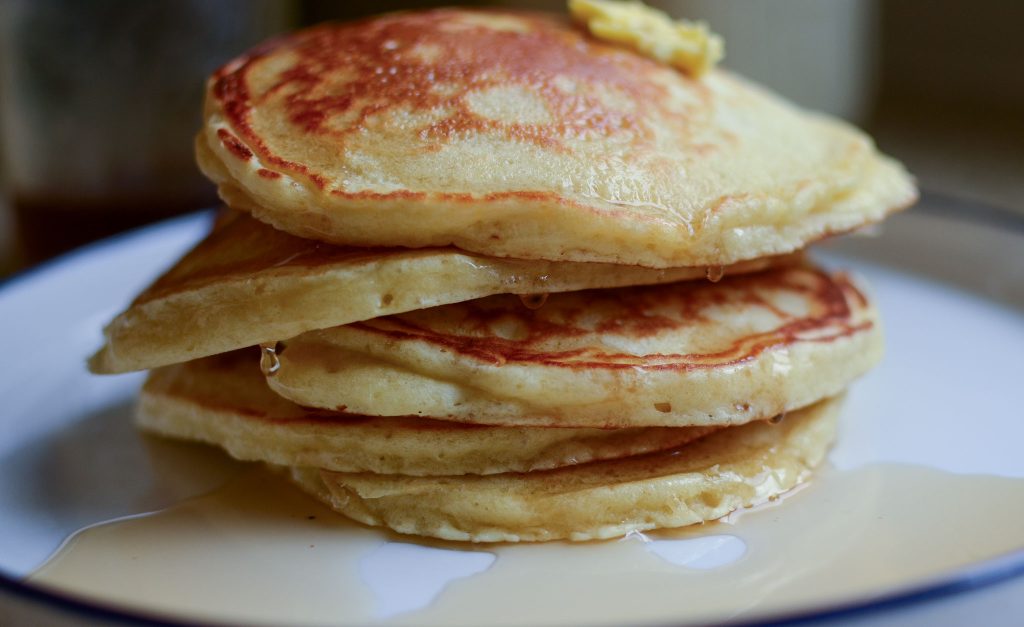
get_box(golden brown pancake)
[290,395,841,542]
[89,210,794,374]
[199,9,915,268]
[138,350,717,476]
[83,4,904,547]
[269,264,879,428]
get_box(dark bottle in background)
[0,0,294,265]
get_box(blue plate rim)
[0,192,1022,627]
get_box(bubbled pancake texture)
[269,264,881,427]
[199,9,915,267]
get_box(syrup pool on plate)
[28,458,1024,626]
[6,209,1024,625]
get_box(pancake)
[199,9,915,268]
[138,350,718,476]
[290,395,840,542]
[268,264,880,428]
[89,210,792,374]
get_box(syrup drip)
[260,342,281,376]
[705,265,724,283]
[518,293,549,310]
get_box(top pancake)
[199,8,915,268]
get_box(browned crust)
[345,268,872,371]
[209,9,709,197]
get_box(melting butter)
[28,464,1024,626]
[569,0,724,76]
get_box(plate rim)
[1,193,1023,627]
[0,210,212,295]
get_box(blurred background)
[0,0,1021,276]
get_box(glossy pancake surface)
[270,265,880,428]
[138,351,717,476]
[89,210,788,374]
[199,9,915,268]
[291,395,841,542]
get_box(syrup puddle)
[27,464,1024,626]
[360,543,495,619]
[637,533,747,569]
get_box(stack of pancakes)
[90,8,915,542]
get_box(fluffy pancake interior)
[90,208,795,374]
[138,350,718,476]
[290,395,842,542]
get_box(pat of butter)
[569,0,723,77]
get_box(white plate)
[1,195,1023,626]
